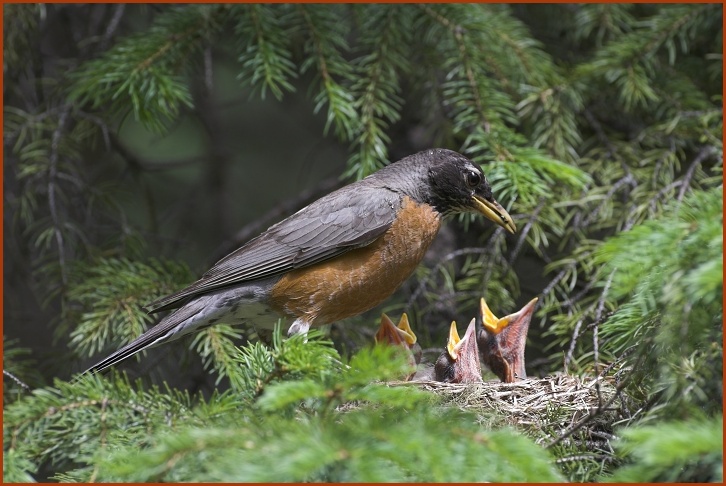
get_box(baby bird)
[374,313,421,381]
[478,297,538,383]
[433,319,483,383]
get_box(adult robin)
[85,148,516,374]
[478,297,538,383]
[433,319,483,383]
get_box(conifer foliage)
[4,4,722,482]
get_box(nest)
[388,374,623,450]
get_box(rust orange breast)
[268,196,442,325]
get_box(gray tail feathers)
[81,335,159,375]
[79,303,200,375]
[82,340,154,375]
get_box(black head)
[421,149,516,233]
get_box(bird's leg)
[287,318,311,337]
[478,297,537,383]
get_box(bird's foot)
[287,318,311,338]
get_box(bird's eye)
[465,171,482,188]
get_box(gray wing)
[145,185,402,313]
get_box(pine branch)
[609,417,723,482]
[297,5,358,140]
[192,324,244,388]
[347,5,409,178]
[3,370,31,393]
[578,4,720,111]
[572,4,636,46]
[234,4,297,101]
[66,258,194,358]
[419,5,492,133]
[69,5,230,132]
[675,145,716,203]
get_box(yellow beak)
[472,196,516,234]
[446,321,461,359]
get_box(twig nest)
[388,374,622,446]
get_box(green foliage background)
[3,3,722,482]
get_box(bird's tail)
[81,333,160,375]
[79,302,202,375]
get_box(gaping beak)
[446,321,462,359]
[376,313,405,346]
[447,318,478,359]
[376,313,417,347]
[395,313,417,347]
[472,195,516,234]
[478,297,538,383]
[506,298,538,328]
[479,296,537,334]
[375,313,419,381]
[437,319,482,384]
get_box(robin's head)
[416,149,516,233]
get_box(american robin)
[433,319,483,383]
[374,313,421,381]
[85,148,515,374]
[478,297,538,383]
